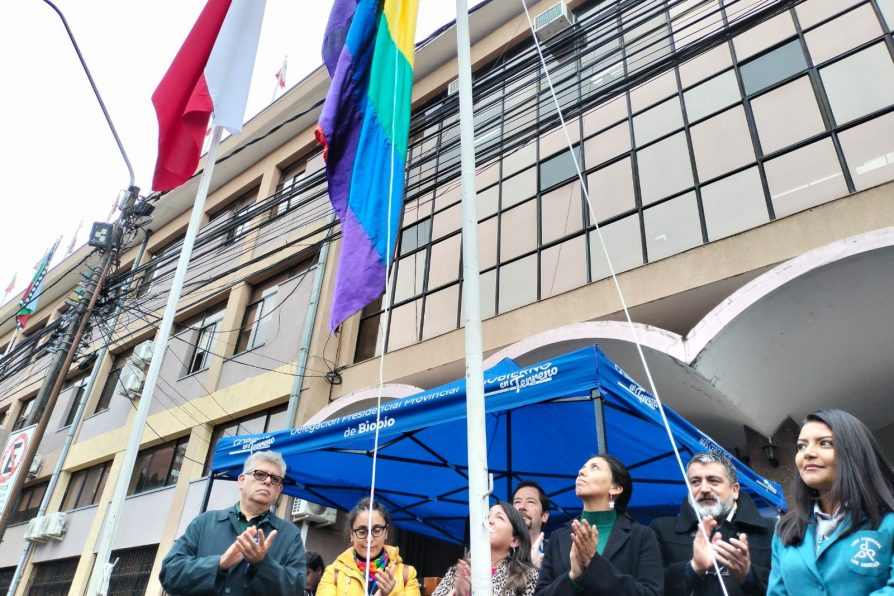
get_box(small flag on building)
[316,0,419,330]
[17,239,60,330]
[66,220,83,255]
[151,0,267,192]
[275,56,288,89]
[3,273,17,302]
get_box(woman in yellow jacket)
[318,497,421,596]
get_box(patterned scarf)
[354,549,390,595]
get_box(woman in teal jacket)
[768,409,894,595]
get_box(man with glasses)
[160,450,306,595]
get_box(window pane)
[428,235,461,289]
[683,70,740,122]
[432,203,461,241]
[501,167,537,209]
[477,217,498,271]
[629,71,678,113]
[461,270,497,321]
[690,106,755,181]
[590,215,644,281]
[539,120,580,160]
[355,313,383,361]
[61,472,85,511]
[500,201,537,261]
[740,40,807,95]
[541,236,587,299]
[541,181,583,245]
[94,368,121,414]
[400,219,431,255]
[637,132,694,204]
[422,285,459,340]
[751,76,825,154]
[733,12,796,61]
[477,185,499,220]
[672,0,723,49]
[587,158,635,221]
[582,95,628,138]
[701,167,770,240]
[498,255,538,313]
[387,300,421,351]
[435,182,461,210]
[765,139,847,217]
[645,192,702,261]
[540,146,581,192]
[838,111,894,191]
[625,13,672,74]
[236,302,261,353]
[879,0,894,31]
[679,44,733,89]
[805,5,882,66]
[393,252,426,302]
[633,97,684,146]
[252,292,277,348]
[796,0,861,28]
[167,440,186,486]
[502,141,537,177]
[582,122,630,168]
[820,43,894,126]
[76,464,109,509]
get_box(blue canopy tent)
[211,345,785,544]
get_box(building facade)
[0,0,893,593]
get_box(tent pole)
[455,0,491,593]
[592,390,607,454]
[200,473,216,514]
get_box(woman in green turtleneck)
[535,454,663,595]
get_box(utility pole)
[0,228,119,541]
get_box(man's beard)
[694,494,735,520]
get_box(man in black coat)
[649,451,774,596]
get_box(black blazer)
[535,513,664,595]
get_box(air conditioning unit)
[24,516,48,543]
[534,1,574,41]
[291,499,337,526]
[132,340,155,366]
[28,454,42,478]
[447,79,459,96]
[42,512,68,541]
[120,367,146,398]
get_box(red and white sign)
[0,425,36,516]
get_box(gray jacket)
[159,506,306,595]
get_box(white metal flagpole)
[86,125,225,596]
[455,1,492,593]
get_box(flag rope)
[518,1,730,593]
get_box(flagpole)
[2,328,19,357]
[87,125,224,596]
[455,1,491,593]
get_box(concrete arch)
[303,383,423,425]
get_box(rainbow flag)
[316,0,419,331]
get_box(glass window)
[236,286,278,354]
[701,167,770,240]
[540,120,580,160]
[637,132,694,205]
[633,97,684,146]
[477,216,499,271]
[477,185,499,220]
[11,397,36,431]
[399,219,431,255]
[751,76,825,154]
[435,182,461,210]
[805,5,883,66]
[583,122,630,169]
[838,111,894,191]
[582,59,626,101]
[502,141,537,177]
[644,192,703,261]
[393,252,426,302]
[498,255,538,313]
[540,146,581,191]
[461,270,497,321]
[582,95,628,138]
[10,482,47,525]
[501,167,537,209]
[625,13,672,74]
[432,203,461,241]
[740,40,808,95]
[820,43,894,126]
[428,235,461,289]
[587,158,636,222]
[679,44,733,89]
[683,70,740,123]
[184,309,223,375]
[629,71,678,113]
[879,0,894,31]
[128,437,188,496]
[354,303,384,362]
[61,462,110,511]
[94,350,129,415]
[387,300,421,351]
[795,0,862,29]
[422,285,459,340]
[500,201,538,262]
[61,375,89,428]
[541,236,587,299]
[671,0,723,49]
[28,557,79,593]
[765,139,847,218]
[690,106,755,181]
[733,12,796,61]
[222,192,257,243]
[541,181,583,245]
[590,215,644,281]
[476,160,500,191]
[108,545,159,596]
[275,161,306,214]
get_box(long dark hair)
[777,409,894,546]
[496,501,535,596]
[593,453,633,514]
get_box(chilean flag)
[151,0,266,192]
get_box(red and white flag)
[151,0,267,192]
[275,56,287,89]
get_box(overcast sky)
[0,0,479,307]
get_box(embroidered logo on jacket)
[849,536,881,569]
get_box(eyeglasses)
[245,469,284,486]
[352,525,387,539]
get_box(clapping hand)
[568,519,598,581]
